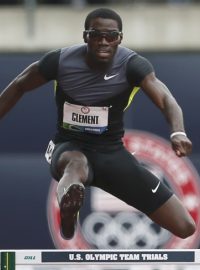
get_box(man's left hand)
[171,135,192,157]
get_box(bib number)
[63,102,109,134]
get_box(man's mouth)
[96,49,111,58]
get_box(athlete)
[0,8,196,240]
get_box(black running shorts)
[49,141,173,215]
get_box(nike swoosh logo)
[104,74,118,80]
[152,181,161,193]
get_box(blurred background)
[0,0,200,263]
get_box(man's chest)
[57,66,130,105]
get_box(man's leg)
[55,150,90,239]
[91,147,196,239]
[148,194,196,238]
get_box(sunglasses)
[84,30,122,43]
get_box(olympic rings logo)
[81,212,171,249]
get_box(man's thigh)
[91,147,173,214]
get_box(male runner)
[0,8,196,240]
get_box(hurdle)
[1,249,200,269]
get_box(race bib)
[63,102,109,134]
[45,140,55,164]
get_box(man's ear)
[83,31,88,43]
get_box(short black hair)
[84,8,122,31]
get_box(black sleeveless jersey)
[38,44,154,147]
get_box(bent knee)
[60,150,87,163]
[177,218,196,239]
[57,150,88,174]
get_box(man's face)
[84,17,122,65]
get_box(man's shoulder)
[61,44,86,56]
[114,46,137,64]
[118,46,137,56]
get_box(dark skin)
[0,17,195,238]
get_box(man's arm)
[140,72,192,157]
[0,61,48,119]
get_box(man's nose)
[98,37,109,44]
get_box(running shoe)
[60,183,85,239]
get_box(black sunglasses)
[84,30,122,43]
